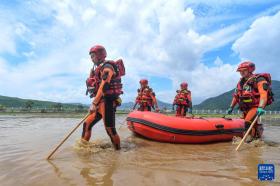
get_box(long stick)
[46,113,90,160]
[235,115,259,151]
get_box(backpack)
[103,59,125,78]
[255,73,274,106]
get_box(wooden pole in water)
[46,113,90,160]
[235,115,259,151]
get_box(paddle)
[46,113,90,160]
[235,115,259,151]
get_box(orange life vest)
[136,87,155,107]
[234,73,274,111]
[173,89,191,107]
[86,59,125,98]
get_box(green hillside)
[194,80,280,110]
[0,95,85,109]
[118,100,173,110]
[0,94,172,111]
[1,80,279,111]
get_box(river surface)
[0,114,279,186]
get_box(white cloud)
[48,0,75,27]
[2,0,276,105]
[214,56,223,66]
[0,18,17,54]
[15,23,29,37]
[232,10,280,79]
[185,0,279,6]
[189,62,238,103]
[0,58,9,76]
[81,8,96,23]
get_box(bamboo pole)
[46,113,90,160]
[236,115,259,151]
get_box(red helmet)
[139,79,148,85]
[180,82,188,89]
[89,45,107,61]
[237,61,255,73]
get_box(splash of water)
[232,136,242,145]
[232,136,265,147]
[73,139,112,153]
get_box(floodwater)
[0,114,279,186]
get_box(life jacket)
[86,59,125,98]
[136,86,155,107]
[234,73,274,111]
[173,89,191,107]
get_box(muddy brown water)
[0,114,279,186]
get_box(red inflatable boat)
[127,111,245,143]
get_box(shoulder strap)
[102,61,114,70]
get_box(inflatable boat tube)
[126,111,244,143]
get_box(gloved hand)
[226,107,233,115]
[115,97,122,107]
[257,107,265,116]
[172,104,175,111]
[189,108,192,114]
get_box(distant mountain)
[1,80,279,111]
[0,94,172,111]
[194,89,234,110]
[118,100,173,110]
[0,95,86,109]
[118,101,134,110]
[157,100,173,109]
[194,80,280,110]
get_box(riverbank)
[0,111,128,118]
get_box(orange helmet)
[139,79,148,85]
[237,61,255,73]
[89,45,107,61]
[180,82,188,89]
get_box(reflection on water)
[0,114,279,186]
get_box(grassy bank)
[0,110,129,118]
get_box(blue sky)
[0,0,280,104]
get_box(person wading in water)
[172,82,192,117]
[82,45,125,150]
[133,79,160,112]
[227,61,274,142]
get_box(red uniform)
[173,89,192,116]
[133,79,159,112]
[82,45,125,150]
[229,61,273,141]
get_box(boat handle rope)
[222,115,232,120]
